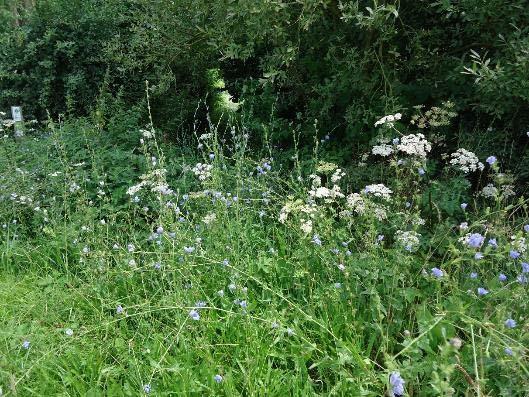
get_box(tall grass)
[1,106,528,396]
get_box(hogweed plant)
[0,103,528,396]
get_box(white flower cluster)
[202,213,217,225]
[396,134,432,158]
[395,230,421,251]
[374,113,402,127]
[371,144,394,157]
[510,236,527,253]
[192,163,213,181]
[345,193,366,215]
[140,128,154,139]
[309,186,344,200]
[127,169,171,196]
[363,184,393,200]
[481,183,498,198]
[331,168,346,183]
[300,219,313,234]
[501,185,516,198]
[449,149,484,173]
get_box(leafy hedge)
[1,0,528,183]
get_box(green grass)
[1,119,529,396]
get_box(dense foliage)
[1,0,529,180]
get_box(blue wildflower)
[522,262,529,273]
[470,272,478,279]
[214,374,223,383]
[474,252,484,260]
[466,233,484,248]
[517,274,528,284]
[431,267,444,278]
[312,234,322,246]
[477,287,489,296]
[510,250,520,259]
[524,224,529,233]
[504,318,516,328]
[488,238,498,248]
[498,273,507,282]
[189,309,200,321]
[116,305,124,314]
[143,384,151,394]
[22,340,30,349]
[418,168,425,176]
[486,156,497,165]
[504,347,513,356]
[389,372,405,397]
[461,203,468,210]
[183,246,195,254]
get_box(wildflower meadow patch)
[1,100,529,396]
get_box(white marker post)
[11,106,24,138]
[11,106,23,122]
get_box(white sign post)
[11,106,24,138]
[11,106,23,122]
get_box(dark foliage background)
[1,0,528,182]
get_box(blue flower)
[389,372,405,397]
[510,250,520,259]
[517,274,528,284]
[470,272,478,279]
[311,234,322,246]
[466,233,484,248]
[184,246,195,254]
[418,168,425,176]
[524,224,529,233]
[143,384,151,394]
[498,273,507,282]
[474,252,484,260]
[477,287,489,296]
[485,156,497,165]
[504,318,516,329]
[116,305,124,314]
[214,374,223,383]
[460,203,468,210]
[488,238,498,248]
[522,262,529,273]
[504,347,513,356]
[189,309,200,321]
[22,340,30,349]
[431,267,444,278]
